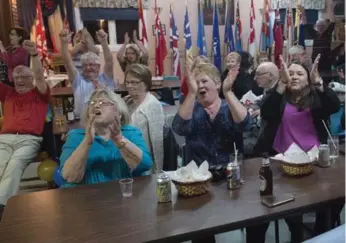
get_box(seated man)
[59,28,116,117]
[0,41,49,214]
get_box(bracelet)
[30,53,38,57]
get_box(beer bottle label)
[260,175,267,192]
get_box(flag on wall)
[284,7,294,62]
[154,0,167,76]
[248,0,256,61]
[197,0,207,56]
[224,0,235,53]
[235,1,242,51]
[184,2,192,54]
[294,0,305,47]
[212,0,221,71]
[35,0,50,64]
[170,4,181,78]
[273,8,283,68]
[138,0,148,48]
[260,0,271,54]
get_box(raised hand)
[279,55,290,84]
[59,29,73,44]
[186,65,198,95]
[85,114,96,145]
[310,54,322,84]
[124,32,130,44]
[223,64,239,94]
[132,30,138,43]
[96,29,108,43]
[22,40,37,55]
[109,110,122,141]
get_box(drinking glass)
[119,178,133,197]
[328,136,339,160]
[231,153,244,184]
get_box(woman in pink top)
[0,27,29,86]
[249,56,341,243]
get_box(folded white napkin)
[165,161,212,183]
[271,143,319,164]
[240,91,263,104]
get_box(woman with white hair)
[124,64,165,172]
[56,89,153,187]
[117,30,149,72]
[59,29,116,117]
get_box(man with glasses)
[59,28,116,118]
[0,40,50,218]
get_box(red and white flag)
[169,3,181,79]
[273,9,283,68]
[284,7,293,63]
[154,0,167,76]
[138,0,148,48]
[248,0,256,61]
[35,0,50,64]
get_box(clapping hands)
[223,64,239,95]
[96,29,108,44]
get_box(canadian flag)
[35,0,50,65]
[248,0,256,61]
[138,0,148,48]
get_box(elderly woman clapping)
[57,89,153,187]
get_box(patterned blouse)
[172,100,251,166]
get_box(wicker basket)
[172,178,212,197]
[280,161,314,176]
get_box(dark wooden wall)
[0,0,13,47]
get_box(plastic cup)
[119,178,133,197]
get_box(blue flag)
[224,0,235,52]
[197,0,207,56]
[212,0,221,71]
[235,1,242,51]
[298,24,305,48]
[184,5,192,52]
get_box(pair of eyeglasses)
[13,75,33,81]
[125,80,142,86]
[89,100,114,107]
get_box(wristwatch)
[116,136,127,150]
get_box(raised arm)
[59,29,78,82]
[222,65,248,123]
[81,28,100,55]
[133,30,148,60]
[22,40,47,94]
[117,32,130,64]
[96,29,114,80]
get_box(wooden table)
[50,80,181,97]
[0,157,344,243]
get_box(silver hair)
[80,89,131,127]
[80,51,100,65]
[12,65,33,76]
[288,45,305,56]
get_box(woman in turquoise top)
[58,89,153,188]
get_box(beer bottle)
[259,153,273,196]
[66,98,75,123]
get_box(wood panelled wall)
[0,0,13,47]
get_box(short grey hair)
[81,89,131,127]
[288,45,305,56]
[80,51,100,65]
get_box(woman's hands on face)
[109,110,122,142]
[84,114,97,145]
[310,54,322,85]
[223,64,239,95]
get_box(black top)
[255,85,340,155]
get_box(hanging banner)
[270,0,325,10]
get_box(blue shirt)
[172,100,251,166]
[59,125,152,188]
[72,71,115,117]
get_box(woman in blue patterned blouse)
[172,62,251,167]
[57,89,153,187]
